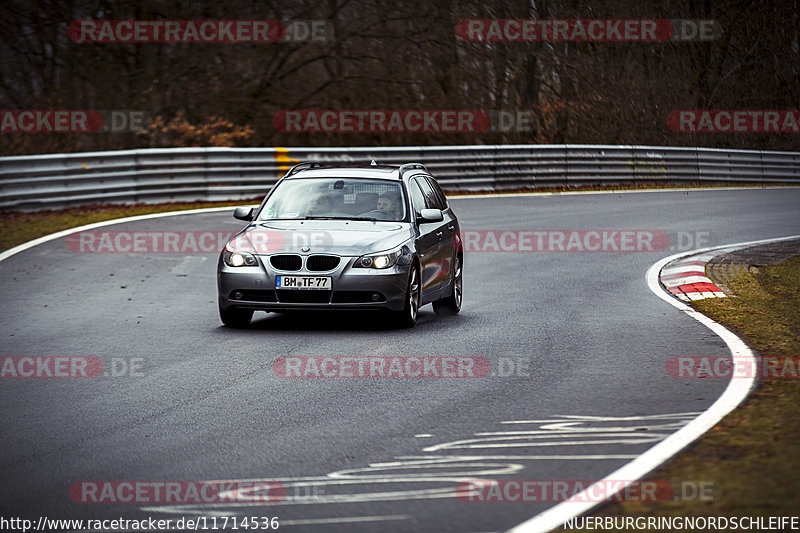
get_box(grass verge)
[560,255,800,529]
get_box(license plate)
[276,276,331,290]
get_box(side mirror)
[233,206,254,221]
[419,208,444,223]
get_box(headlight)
[354,246,403,269]
[222,249,258,267]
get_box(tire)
[394,265,420,328]
[433,254,462,316]
[219,304,253,328]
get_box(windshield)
[257,178,407,222]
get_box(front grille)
[331,291,385,303]
[270,254,302,271]
[230,290,277,302]
[306,255,340,272]
[277,290,331,304]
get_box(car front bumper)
[217,255,409,312]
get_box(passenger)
[307,193,331,215]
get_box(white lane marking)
[135,444,638,517]
[660,264,707,275]
[327,459,522,478]
[537,422,581,430]
[661,275,712,287]
[508,234,800,533]
[424,414,698,453]
[396,455,639,460]
[678,254,716,262]
[140,458,523,514]
[279,515,413,526]
[135,414,682,517]
[475,429,679,436]
[455,186,797,199]
[490,420,692,434]
[424,436,667,450]
[141,486,463,514]
[415,434,434,438]
[501,413,700,424]
[170,255,208,275]
[138,412,694,516]
[0,206,250,264]
[476,428,676,436]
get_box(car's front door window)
[408,179,427,218]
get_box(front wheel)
[393,265,420,328]
[219,305,253,328]
[433,255,462,316]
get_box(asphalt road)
[1,188,799,532]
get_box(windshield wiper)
[303,216,378,221]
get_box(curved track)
[1,188,799,532]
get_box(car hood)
[229,219,413,256]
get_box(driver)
[376,191,401,220]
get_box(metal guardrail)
[1,144,799,210]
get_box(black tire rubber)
[433,254,462,316]
[394,265,420,328]
[219,305,253,328]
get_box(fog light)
[371,292,381,301]
[232,291,244,300]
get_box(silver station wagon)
[217,162,463,328]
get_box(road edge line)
[507,234,800,533]
[0,206,249,263]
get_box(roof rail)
[284,161,427,179]
[283,161,326,177]
[398,163,428,180]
